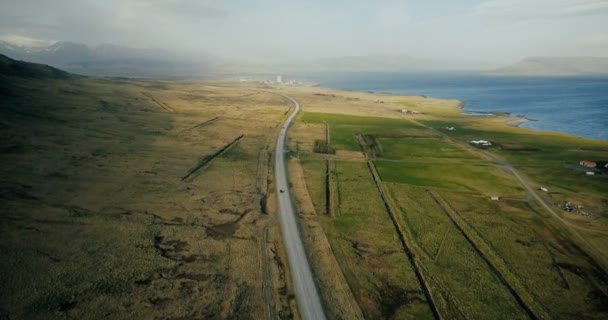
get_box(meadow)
[3,55,606,319]
[0,59,296,319]
[291,91,607,319]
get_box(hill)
[0,54,70,78]
[282,54,434,72]
[490,56,608,76]
[0,34,216,78]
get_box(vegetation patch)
[313,139,336,154]
[374,160,525,196]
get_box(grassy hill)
[0,57,295,319]
[0,54,70,79]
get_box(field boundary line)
[260,225,276,319]
[432,224,452,263]
[366,160,442,320]
[179,117,220,133]
[428,191,546,320]
[181,134,244,181]
[142,92,174,113]
[324,159,331,216]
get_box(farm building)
[470,140,492,147]
[580,160,597,168]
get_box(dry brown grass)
[0,77,295,319]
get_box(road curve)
[274,94,327,320]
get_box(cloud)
[578,33,608,49]
[129,0,228,21]
[474,0,608,18]
[0,0,607,67]
[0,0,228,49]
[375,2,411,29]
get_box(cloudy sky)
[1,0,608,68]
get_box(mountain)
[0,34,217,78]
[267,54,436,73]
[490,57,608,76]
[0,54,70,79]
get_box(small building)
[490,196,500,201]
[586,171,595,176]
[401,108,408,113]
[580,160,596,168]
[276,75,283,83]
[540,187,549,192]
[445,126,456,131]
[470,140,492,147]
[411,110,422,114]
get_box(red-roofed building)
[580,160,597,168]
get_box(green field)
[374,161,525,196]
[385,183,530,319]
[301,112,431,151]
[438,191,608,319]
[298,109,608,319]
[378,137,476,160]
[299,157,435,319]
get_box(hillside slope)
[0,54,70,78]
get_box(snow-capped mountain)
[0,34,57,50]
[0,34,217,77]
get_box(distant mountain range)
[3,34,608,77]
[0,34,218,78]
[275,55,437,72]
[490,57,608,76]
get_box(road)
[274,94,327,320]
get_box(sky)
[1,0,608,68]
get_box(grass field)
[294,105,607,319]
[377,137,476,160]
[385,183,530,319]
[375,161,525,196]
[0,62,295,319]
[4,55,607,319]
[301,112,429,151]
[298,158,435,319]
[437,191,608,319]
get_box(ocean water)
[300,72,608,141]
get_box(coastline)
[505,117,533,127]
[413,95,538,131]
[312,73,608,141]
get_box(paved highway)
[274,94,327,320]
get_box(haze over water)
[307,72,608,141]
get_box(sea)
[298,72,608,141]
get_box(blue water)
[298,72,608,141]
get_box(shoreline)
[451,99,535,128]
[274,81,606,141]
[505,117,534,127]
[398,93,602,141]
[309,76,606,141]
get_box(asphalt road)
[274,94,327,320]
